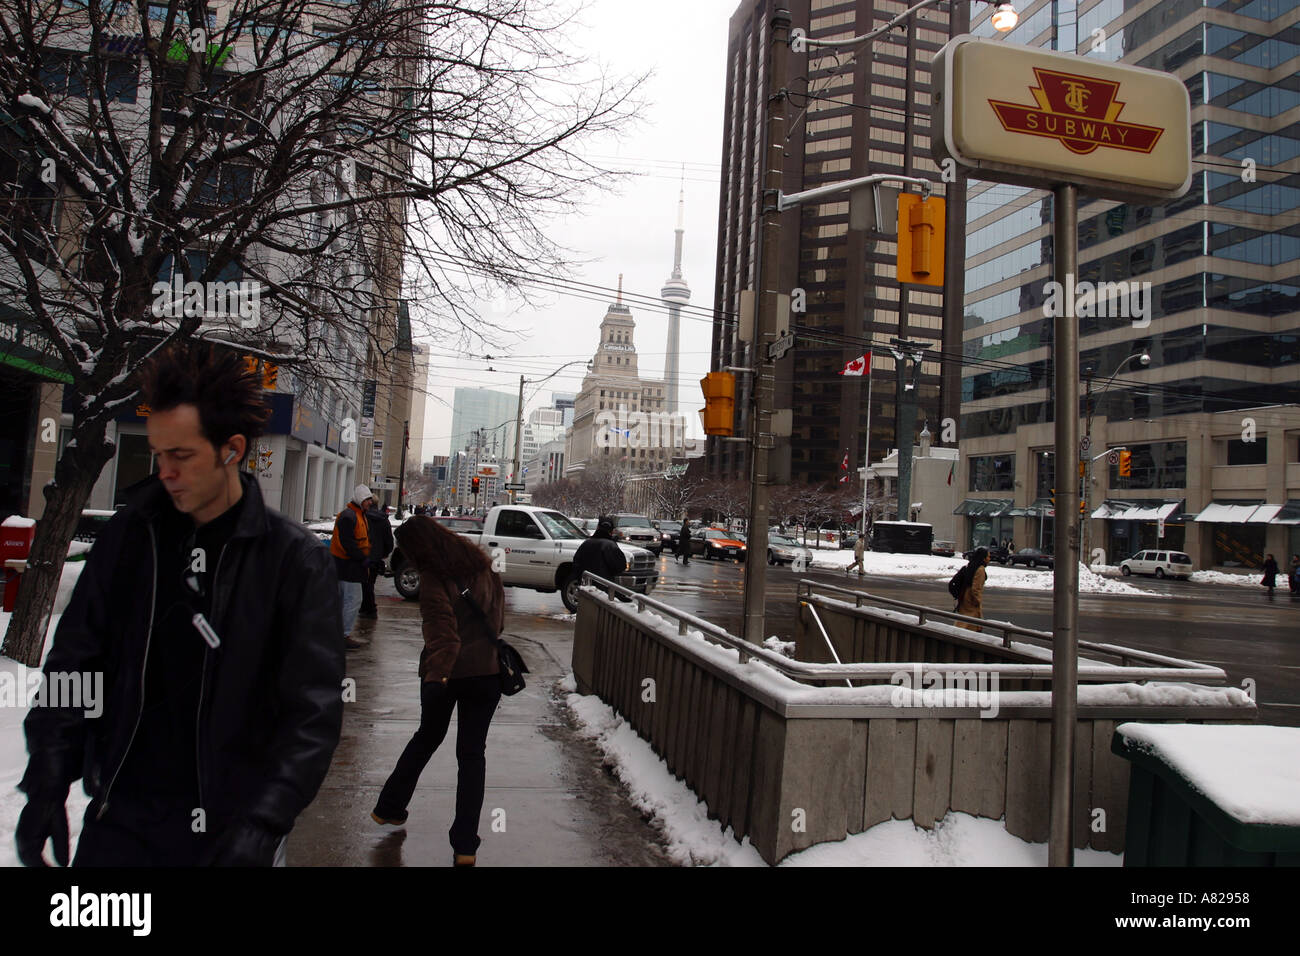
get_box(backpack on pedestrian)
[948,565,970,602]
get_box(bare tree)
[0,0,639,664]
[650,471,706,521]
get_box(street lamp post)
[510,359,593,504]
[1082,352,1150,563]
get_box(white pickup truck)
[390,505,659,612]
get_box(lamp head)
[991,2,1018,31]
[1137,352,1151,366]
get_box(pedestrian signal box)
[896,194,945,287]
[700,372,736,436]
[1118,450,1133,477]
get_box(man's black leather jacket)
[20,473,345,837]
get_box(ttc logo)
[989,69,1164,156]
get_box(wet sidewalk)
[287,583,671,866]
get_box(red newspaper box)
[2,516,36,612]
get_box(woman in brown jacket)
[371,516,503,866]
[955,547,990,632]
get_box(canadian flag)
[838,351,872,376]
[838,474,850,484]
[840,451,849,471]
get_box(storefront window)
[969,453,1015,492]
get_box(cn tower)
[660,185,690,414]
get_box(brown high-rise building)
[708,0,969,484]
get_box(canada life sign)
[932,37,1192,201]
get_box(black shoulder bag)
[455,580,529,696]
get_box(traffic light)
[1081,499,1087,516]
[896,194,945,287]
[1118,450,1132,477]
[1049,488,1055,509]
[471,476,481,493]
[699,372,736,436]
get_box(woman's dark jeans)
[375,674,501,856]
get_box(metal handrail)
[579,573,1228,686]
[796,580,1215,672]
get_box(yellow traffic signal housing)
[896,194,946,287]
[700,372,736,436]
[1118,450,1133,477]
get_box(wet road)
[622,550,1300,727]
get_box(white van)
[1119,550,1195,579]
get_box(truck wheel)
[1120,565,1131,576]
[1154,567,1165,579]
[394,562,420,601]
[561,571,581,612]
[768,551,776,565]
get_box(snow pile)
[562,682,1120,866]
[543,612,577,623]
[763,636,797,658]
[1116,723,1300,826]
[810,549,1154,596]
[1,562,90,868]
[1190,569,1268,588]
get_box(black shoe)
[358,608,378,620]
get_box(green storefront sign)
[0,305,72,383]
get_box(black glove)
[207,819,283,867]
[15,787,71,867]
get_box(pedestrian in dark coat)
[574,518,627,585]
[17,342,343,868]
[359,503,395,619]
[1262,554,1279,598]
[1289,555,1300,596]
[372,516,503,866]
[956,547,990,631]
[678,519,692,565]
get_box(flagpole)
[861,354,873,537]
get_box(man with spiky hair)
[16,341,345,867]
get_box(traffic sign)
[1080,436,1091,452]
[768,331,795,360]
[1107,451,1119,466]
[504,482,526,491]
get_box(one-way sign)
[504,482,526,491]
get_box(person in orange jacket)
[332,485,373,647]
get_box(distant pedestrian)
[846,533,866,575]
[371,516,503,867]
[574,518,627,587]
[332,485,374,647]
[955,547,990,632]
[359,499,395,620]
[443,507,452,516]
[1290,555,1300,596]
[678,519,692,566]
[1262,554,1279,598]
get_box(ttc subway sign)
[932,37,1191,201]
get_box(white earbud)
[223,449,237,465]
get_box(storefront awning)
[954,498,1015,516]
[1193,501,1266,523]
[1272,500,1300,526]
[1248,504,1282,523]
[1091,499,1183,521]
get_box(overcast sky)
[415,0,733,460]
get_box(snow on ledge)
[1115,723,1300,827]
[561,677,1121,866]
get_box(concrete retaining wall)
[571,588,1255,865]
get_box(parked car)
[692,527,747,562]
[963,544,1010,565]
[768,534,814,567]
[605,513,663,555]
[1007,547,1054,569]
[931,540,957,557]
[1119,550,1194,579]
